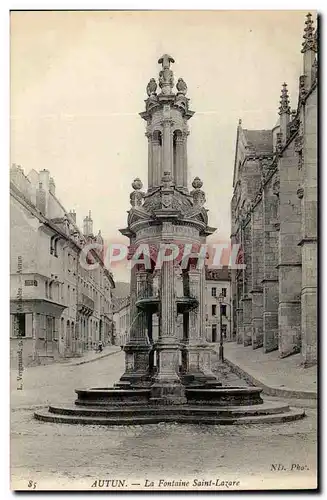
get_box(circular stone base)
[34,402,305,425]
[34,384,305,425]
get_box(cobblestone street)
[11,352,317,491]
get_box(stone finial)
[130,178,144,207]
[158,54,175,95]
[302,12,316,53]
[146,78,157,97]
[279,83,291,115]
[132,178,143,190]
[158,54,175,69]
[192,177,203,189]
[238,118,242,126]
[176,78,187,95]
[161,171,174,188]
[191,177,205,207]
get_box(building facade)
[205,268,232,344]
[10,164,115,366]
[113,297,130,347]
[230,13,317,367]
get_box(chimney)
[69,209,76,223]
[38,169,50,216]
[39,169,50,192]
[49,177,56,195]
[88,210,93,236]
[83,215,89,236]
[83,211,94,237]
[36,182,46,214]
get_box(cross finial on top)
[158,54,175,69]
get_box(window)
[211,287,217,297]
[45,281,48,298]
[15,313,26,337]
[221,305,227,316]
[222,324,227,339]
[211,324,217,343]
[211,304,217,316]
[222,288,227,297]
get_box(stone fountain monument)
[35,55,304,425]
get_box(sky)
[10,10,312,281]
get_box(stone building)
[205,268,232,344]
[10,164,115,366]
[230,13,317,367]
[113,296,130,347]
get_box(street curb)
[224,357,317,400]
[68,348,122,367]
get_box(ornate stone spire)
[302,12,316,53]
[158,54,175,95]
[279,83,291,115]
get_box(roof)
[205,267,231,281]
[243,129,273,154]
[113,296,130,313]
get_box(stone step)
[34,407,305,426]
[48,402,290,418]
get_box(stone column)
[151,254,186,403]
[162,119,172,176]
[236,307,243,344]
[183,266,215,383]
[198,265,215,378]
[262,181,279,352]
[242,218,252,346]
[182,133,188,189]
[278,145,302,358]
[160,259,176,338]
[300,89,317,366]
[152,134,161,187]
[175,134,184,188]
[146,133,153,190]
[251,200,263,349]
[185,268,202,377]
[118,266,151,387]
[236,270,244,344]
